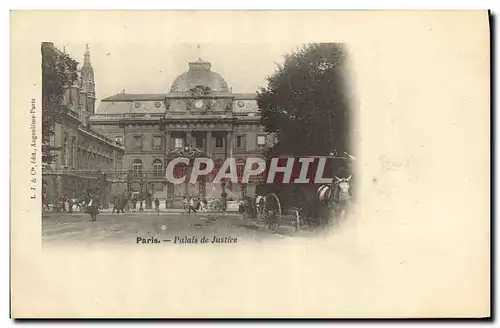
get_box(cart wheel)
[268,221,279,234]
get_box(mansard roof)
[101,93,166,102]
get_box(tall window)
[236,135,244,149]
[195,136,203,148]
[257,135,266,148]
[174,138,184,149]
[215,136,224,148]
[69,137,75,168]
[153,159,163,177]
[132,159,143,177]
[153,136,163,150]
[61,134,68,166]
[236,159,245,181]
[133,135,142,150]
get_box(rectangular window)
[133,135,142,149]
[257,135,266,148]
[195,136,204,148]
[236,135,243,148]
[153,136,163,150]
[175,138,184,149]
[215,136,224,148]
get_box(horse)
[317,175,353,226]
[334,175,352,219]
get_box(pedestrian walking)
[188,197,197,214]
[88,190,101,222]
[199,198,207,212]
[112,196,118,213]
[68,198,74,213]
[221,191,227,212]
[154,198,160,214]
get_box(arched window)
[153,159,163,177]
[133,159,142,177]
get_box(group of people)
[182,196,208,214]
[41,190,102,221]
[238,195,265,218]
[111,193,163,214]
[43,194,98,214]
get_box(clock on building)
[194,99,203,109]
[238,101,245,107]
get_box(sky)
[60,42,304,106]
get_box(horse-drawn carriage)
[255,193,282,234]
[251,176,352,234]
[250,153,355,234]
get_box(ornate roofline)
[166,146,205,160]
[100,92,258,102]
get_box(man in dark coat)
[88,190,101,222]
[154,198,160,214]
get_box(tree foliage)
[257,43,352,157]
[41,42,79,165]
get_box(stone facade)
[42,43,125,207]
[89,59,273,208]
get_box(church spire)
[80,43,95,96]
[79,43,96,115]
[83,44,91,67]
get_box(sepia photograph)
[41,41,356,244]
[10,11,490,318]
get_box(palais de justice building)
[89,59,273,208]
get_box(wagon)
[256,193,282,234]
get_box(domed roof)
[170,60,229,93]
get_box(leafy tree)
[257,43,352,157]
[41,42,79,166]
[256,43,354,207]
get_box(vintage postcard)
[10,11,490,318]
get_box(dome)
[170,60,229,93]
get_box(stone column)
[165,131,171,153]
[206,131,212,157]
[226,131,233,159]
[164,130,173,208]
[204,131,213,193]
[186,131,192,148]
